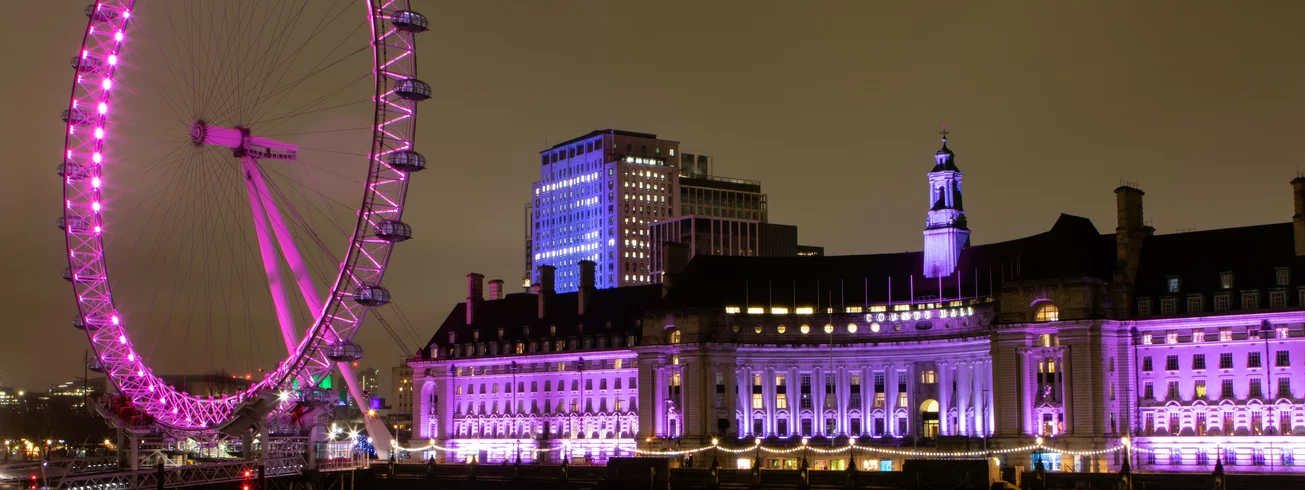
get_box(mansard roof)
[1132,222,1301,299]
[424,284,662,352]
[659,214,1116,310]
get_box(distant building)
[529,129,679,293]
[392,365,414,432]
[360,367,381,396]
[797,244,825,256]
[678,172,767,222]
[48,377,107,410]
[0,387,22,407]
[528,133,820,293]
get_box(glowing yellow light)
[1036,436,1044,445]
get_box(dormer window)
[1167,277,1181,293]
[497,327,505,340]
[1276,267,1291,286]
[449,332,456,344]
[1220,272,1235,289]
[473,331,479,341]
[1137,298,1153,316]
[550,325,557,336]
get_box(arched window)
[669,329,681,344]
[920,399,940,438]
[1034,303,1059,322]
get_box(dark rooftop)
[425,284,662,352]
[1133,222,1300,299]
[547,129,659,151]
[660,214,1116,309]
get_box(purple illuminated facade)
[413,136,1305,472]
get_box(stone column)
[886,364,898,436]
[737,366,750,436]
[938,362,950,436]
[960,363,970,436]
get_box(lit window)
[794,307,814,315]
[1034,303,1059,322]
[1167,277,1180,293]
[1220,272,1235,289]
[1193,330,1205,343]
[776,325,787,334]
[920,370,937,384]
[770,307,789,315]
[847,323,858,334]
[1038,334,1058,347]
[799,324,810,335]
[669,330,681,344]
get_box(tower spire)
[922,126,969,278]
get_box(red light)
[31,475,37,480]
[244,470,252,478]
[245,374,252,380]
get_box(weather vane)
[939,125,949,144]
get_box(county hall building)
[408,134,1305,473]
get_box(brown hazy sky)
[1,1,1302,392]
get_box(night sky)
[1,1,1301,393]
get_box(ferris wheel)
[59,0,428,448]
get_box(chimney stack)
[1293,177,1305,256]
[465,273,484,325]
[1110,185,1153,319]
[1113,186,1153,284]
[660,242,690,298]
[578,260,596,315]
[536,265,555,319]
[487,279,505,300]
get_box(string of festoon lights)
[391,436,1136,459]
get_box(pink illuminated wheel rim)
[60,1,426,433]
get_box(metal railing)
[55,456,303,490]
